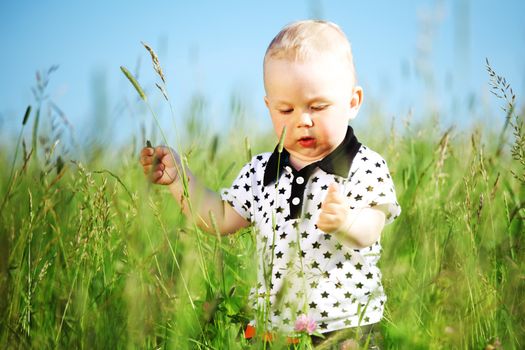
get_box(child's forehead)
[264,54,357,88]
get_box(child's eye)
[279,109,294,115]
[311,105,328,111]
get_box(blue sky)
[1,0,524,145]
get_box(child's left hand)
[316,183,349,234]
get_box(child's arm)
[140,145,250,235]
[317,183,386,248]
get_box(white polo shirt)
[221,126,401,334]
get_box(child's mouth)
[298,136,316,147]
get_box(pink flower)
[294,314,317,335]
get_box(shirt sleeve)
[347,154,401,225]
[220,161,255,223]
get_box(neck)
[289,155,319,171]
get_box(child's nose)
[298,112,313,127]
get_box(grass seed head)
[22,105,32,125]
[120,66,147,101]
[142,41,166,83]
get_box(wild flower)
[294,314,317,335]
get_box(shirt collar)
[263,125,361,186]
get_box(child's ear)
[349,86,363,120]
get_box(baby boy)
[140,19,400,347]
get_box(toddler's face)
[264,55,362,168]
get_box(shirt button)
[296,176,304,184]
[292,197,300,205]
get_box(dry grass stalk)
[142,41,166,83]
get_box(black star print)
[275,271,282,279]
[317,202,322,210]
[321,184,328,190]
[335,243,343,250]
[333,301,340,307]
[320,322,328,329]
[377,177,384,182]
[307,193,314,200]
[356,282,363,289]
[345,272,353,279]
[322,271,330,278]
[365,169,372,174]
[320,311,328,317]
[323,234,331,240]
[280,232,287,239]
[310,281,318,288]
[361,157,368,161]
[301,231,308,238]
[323,251,332,259]
[355,194,363,201]
[344,319,352,326]
[309,302,317,309]
[344,291,352,298]
[264,193,269,199]
[311,261,320,269]
[355,262,363,270]
[366,185,374,192]
[250,167,256,174]
[336,262,343,269]
[369,201,378,207]
[292,221,299,229]
[233,184,239,189]
[299,250,306,258]
[304,212,312,220]
[274,309,281,316]
[335,282,342,289]
[278,188,286,194]
[312,242,321,249]
[244,200,251,208]
[276,251,283,259]
[312,176,319,183]
[276,206,284,213]
[254,195,259,202]
[366,272,373,279]
[243,183,250,191]
[274,225,280,231]
[321,291,329,298]
[375,162,381,168]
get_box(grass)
[0,56,524,349]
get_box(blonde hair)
[264,20,357,85]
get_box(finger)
[155,146,171,159]
[140,154,154,165]
[320,202,344,215]
[317,212,337,227]
[140,147,154,157]
[322,192,344,209]
[328,183,339,193]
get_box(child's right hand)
[140,145,181,185]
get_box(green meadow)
[0,56,523,349]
